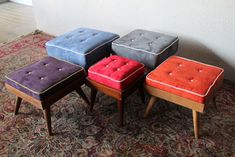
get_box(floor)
[0,2,36,43]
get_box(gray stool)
[112,29,179,70]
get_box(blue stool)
[46,28,119,69]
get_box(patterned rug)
[0,31,234,157]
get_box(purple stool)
[5,56,89,136]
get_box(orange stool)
[144,56,224,138]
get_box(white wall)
[33,0,235,81]
[11,0,32,5]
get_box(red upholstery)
[88,55,145,90]
[146,56,224,103]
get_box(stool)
[46,28,119,69]
[87,55,145,126]
[112,29,179,70]
[144,56,224,138]
[5,57,89,136]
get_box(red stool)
[87,55,145,126]
[144,56,224,138]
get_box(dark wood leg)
[117,100,124,126]
[15,97,22,115]
[138,86,145,104]
[144,96,157,118]
[76,87,90,106]
[90,88,97,112]
[193,110,199,139]
[212,95,218,110]
[43,107,52,136]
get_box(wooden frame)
[86,76,145,126]
[144,82,223,139]
[5,77,90,136]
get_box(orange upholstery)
[146,56,224,103]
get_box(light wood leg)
[15,97,22,115]
[76,87,90,106]
[193,110,199,139]
[43,107,52,136]
[144,96,157,118]
[117,100,124,126]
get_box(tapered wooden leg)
[76,87,90,105]
[193,110,199,139]
[90,88,97,112]
[15,97,22,115]
[144,96,157,118]
[117,100,124,126]
[138,86,145,104]
[212,95,218,110]
[43,107,52,136]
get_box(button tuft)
[190,78,194,82]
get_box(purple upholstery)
[5,57,85,100]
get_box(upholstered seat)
[5,56,89,136]
[5,57,85,100]
[46,28,119,69]
[87,55,145,126]
[112,29,179,69]
[88,55,145,90]
[146,56,224,103]
[144,55,224,139]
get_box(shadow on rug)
[0,31,235,156]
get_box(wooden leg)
[138,86,145,104]
[117,100,124,126]
[76,87,90,105]
[43,107,52,136]
[212,95,218,110]
[144,96,157,118]
[193,110,199,139]
[90,88,97,112]
[15,97,22,115]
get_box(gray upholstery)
[112,29,179,69]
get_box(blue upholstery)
[46,28,119,69]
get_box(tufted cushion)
[46,28,119,69]
[88,55,145,90]
[112,29,179,69]
[5,57,85,100]
[146,56,224,103]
